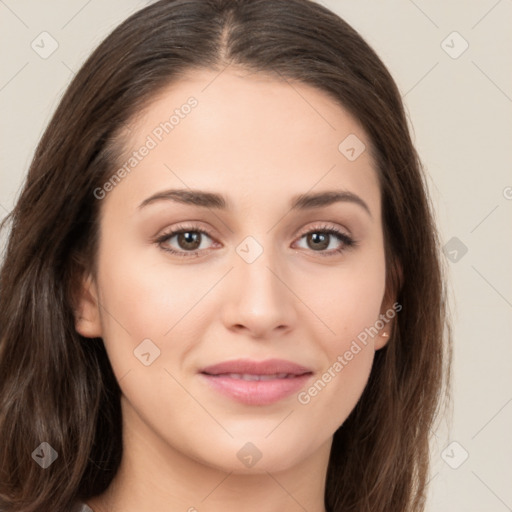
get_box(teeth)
[225,373,292,381]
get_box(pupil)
[179,232,200,250]
[309,232,328,250]
[175,231,332,252]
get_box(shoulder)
[71,501,94,512]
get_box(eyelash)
[155,223,357,258]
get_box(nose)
[221,239,298,339]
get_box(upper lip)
[200,358,313,376]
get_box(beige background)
[1,1,511,510]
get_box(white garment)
[72,502,94,512]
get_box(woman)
[0,0,451,511]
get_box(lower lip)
[200,373,312,406]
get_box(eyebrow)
[138,188,372,217]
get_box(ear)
[73,273,103,338]
[375,259,403,350]
[374,308,392,350]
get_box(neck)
[86,397,331,512]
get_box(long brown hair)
[0,1,451,510]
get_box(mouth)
[199,358,314,406]
[204,372,303,381]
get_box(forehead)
[106,67,380,215]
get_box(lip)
[199,358,314,406]
[201,358,312,376]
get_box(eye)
[155,222,356,258]
[293,223,356,256]
[156,223,216,258]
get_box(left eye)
[157,228,214,256]
[156,224,355,258]
[294,228,354,254]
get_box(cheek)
[294,251,385,418]
[297,341,375,440]
[93,238,208,380]
[301,253,386,344]
[97,226,216,330]
[296,273,381,434]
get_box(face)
[76,68,391,475]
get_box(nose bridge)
[223,232,297,335]
[236,233,285,303]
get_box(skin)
[75,67,393,512]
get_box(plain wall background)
[1,1,511,510]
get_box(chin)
[191,433,323,475]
